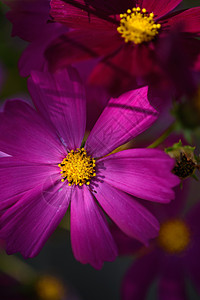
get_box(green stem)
[148,122,176,149]
[0,251,37,284]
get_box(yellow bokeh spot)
[158,219,190,254]
[117,7,161,44]
[58,148,96,186]
[36,276,65,300]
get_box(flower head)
[117,7,161,44]
[165,140,199,180]
[113,183,200,299]
[43,0,200,94]
[158,219,190,254]
[0,68,179,268]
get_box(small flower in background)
[35,275,74,300]
[0,67,179,269]
[45,0,200,94]
[3,0,200,96]
[0,270,81,300]
[112,183,200,300]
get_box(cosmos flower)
[0,68,179,269]
[112,184,200,299]
[46,0,200,94]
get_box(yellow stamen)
[158,219,190,254]
[117,7,161,44]
[58,148,96,186]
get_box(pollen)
[117,7,161,44]
[58,148,96,186]
[158,219,190,254]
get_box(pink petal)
[0,100,66,163]
[50,0,117,30]
[94,181,159,245]
[0,181,71,257]
[0,157,60,209]
[70,185,117,269]
[158,261,187,300]
[19,23,67,77]
[165,8,200,36]
[28,68,86,150]
[89,45,155,95]
[98,148,179,203]
[85,87,159,157]
[0,151,10,158]
[4,0,53,42]
[88,0,136,15]
[155,32,198,96]
[45,30,121,71]
[122,251,158,300]
[138,0,182,19]
[181,204,200,296]
[182,38,200,71]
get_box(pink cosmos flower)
[46,0,200,94]
[0,68,179,269]
[112,184,200,299]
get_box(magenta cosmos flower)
[0,68,179,269]
[46,0,200,94]
[112,184,200,299]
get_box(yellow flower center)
[117,7,161,44]
[158,219,190,254]
[58,148,96,186]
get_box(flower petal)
[45,30,121,72]
[184,202,200,291]
[3,0,53,42]
[158,261,187,300]
[138,0,182,20]
[85,87,159,157]
[89,45,156,95]
[70,185,117,269]
[50,0,117,30]
[97,149,179,203]
[122,251,158,300]
[0,181,71,257]
[165,8,200,36]
[28,68,86,150]
[19,23,67,77]
[0,100,65,163]
[88,0,137,15]
[94,181,159,245]
[0,157,60,208]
